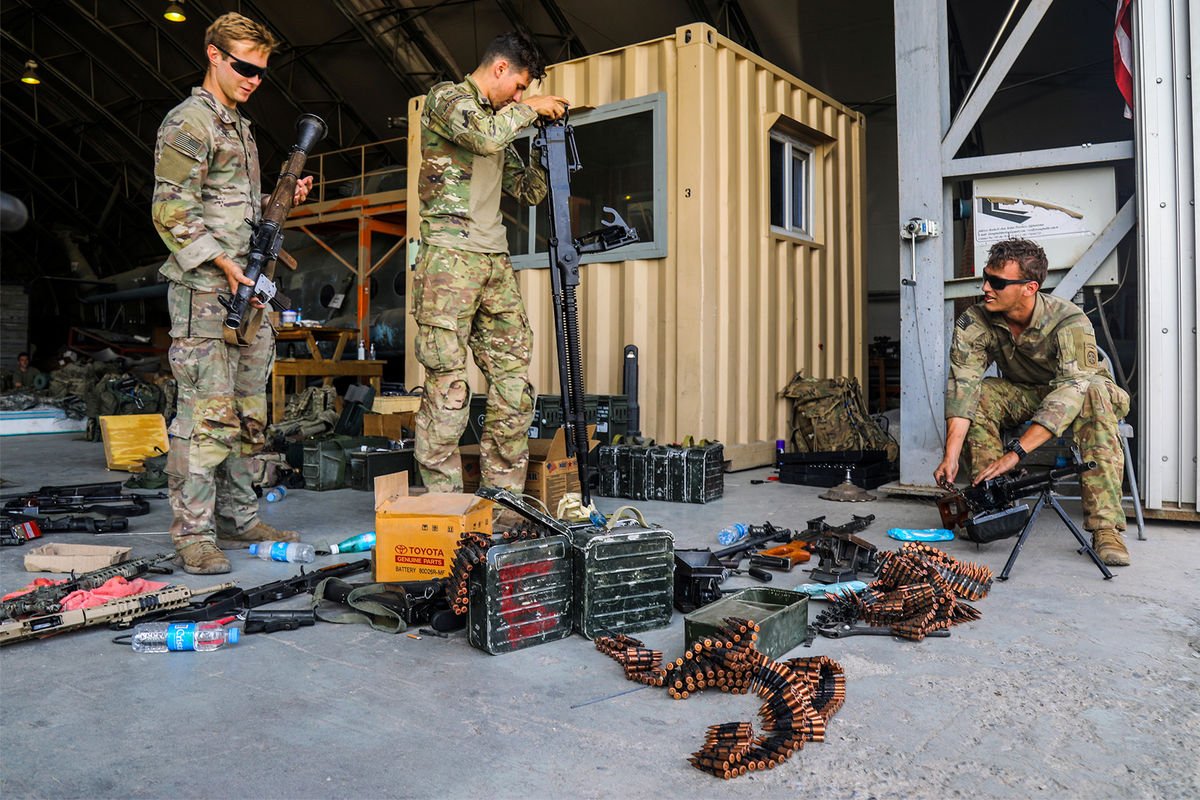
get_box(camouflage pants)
[165,285,274,548]
[966,375,1130,531]
[412,245,533,492]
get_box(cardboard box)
[526,425,597,515]
[373,471,493,582]
[363,412,414,440]
[460,444,482,493]
[373,395,422,415]
[24,543,132,574]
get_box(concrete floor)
[0,432,1197,799]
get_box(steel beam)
[331,0,437,101]
[1050,198,1136,301]
[536,0,589,60]
[894,0,953,486]
[941,0,1053,162]
[943,140,1134,178]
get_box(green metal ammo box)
[683,587,809,660]
[570,520,675,639]
[467,534,574,655]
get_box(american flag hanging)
[1114,0,1134,118]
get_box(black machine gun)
[220,113,327,345]
[534,112,639,504]
[938,460,1097,543]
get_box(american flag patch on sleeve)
[168,128,204,159]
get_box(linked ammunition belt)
[812,542,992,641]
[446,526,543,615]
[595,619,846,780]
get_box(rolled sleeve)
[174,233,226,271]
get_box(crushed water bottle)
[264,485,287,503]
[248,542,315,563]
[130,621,240,653]
[716,523,749,546]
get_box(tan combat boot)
[217,521,301,550]
[176,540,232,575]
[1092,529,1131,567]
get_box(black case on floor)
[776,449,897,490]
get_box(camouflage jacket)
[946,292,1111,436]
[151,88,262,292]
[419,76,547,253]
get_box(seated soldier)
[933,238,1132,566]
[12,352,42,391]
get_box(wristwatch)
[1004,438,1027,460]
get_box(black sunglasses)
[982,272,1034,291]
[214,44,268,80]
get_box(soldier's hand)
[294,175,313,205]
[933,459,959,487]
[525,95,569,120]
[217,256,266,309]
[972,452,1020,485]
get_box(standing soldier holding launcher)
[151,13,312,574]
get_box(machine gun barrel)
[221,113,327,333]
[534,114,639,504]
[997,460,1097,498]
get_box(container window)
[507,92,668,268]
[769,132,814,239]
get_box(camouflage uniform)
[413,76,547,492]
[946,292,1130,532]
[151,88,274,552]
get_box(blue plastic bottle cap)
[227,627,240,644]
[248,544,259,555]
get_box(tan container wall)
[406,24,865,457]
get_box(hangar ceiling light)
[20,60,40,85]
[163,1,187,23]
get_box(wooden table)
[271,325,384,422]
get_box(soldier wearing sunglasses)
[934,238,1133,566]
[151,13,312,575]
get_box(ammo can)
[596,444,623,498]
[672,441,725,503]
[627,446,651,500]
[467,534,574,655]
[570,518,675,639]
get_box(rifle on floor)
[0,553,175,621]
[534,112,639,504]
[0,582,233,646]
[112,558,372,632]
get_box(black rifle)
[938,461,1096,543]
[113,559,371,630]
[795,514,878,583]
[534,112,639,504]
[0,553,175,621]
[1,512,129,541]
[219,113,327,344]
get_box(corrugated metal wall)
[406,24,866,460]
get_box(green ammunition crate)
[683,587,809,660]
[467,534,574,655]
[301,439,348,491]
[570,522,674,639]
[668,442,725,503]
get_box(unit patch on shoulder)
[1084,343,1098,367]
[955,312,974,330]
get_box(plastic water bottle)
[357,341,366,360]
[130,621,240,653]
[248,542,315,563]
[328,531,376,555]
[369,343,377,360]
[716,523,749,546]
[264,486,287,503]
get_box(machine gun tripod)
[939,459,1112,581]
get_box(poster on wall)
[972,167,1119,287]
